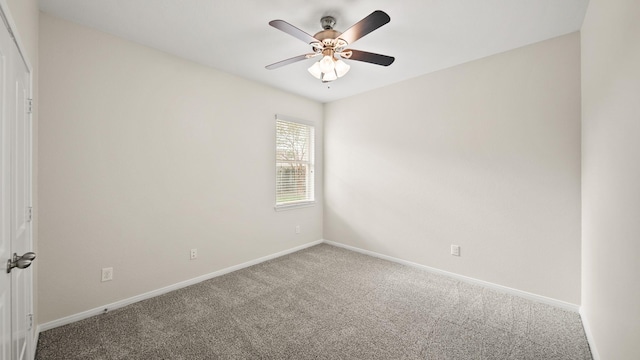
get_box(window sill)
[274,201,316,211]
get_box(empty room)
[1,0,638,359]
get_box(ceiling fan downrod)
[320,16,336,30]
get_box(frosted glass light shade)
[308,62,322,79]
[334,59,350,78]
[322,71,337,82]
[319,55,335,73]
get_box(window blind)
[275,118,315,207]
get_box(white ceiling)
[38,0,590,103]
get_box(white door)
[10,43,32,360]
[1,5,34,360]
[1,10,13,360]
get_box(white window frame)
[274,114,315,211]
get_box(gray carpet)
[36,244,592,359]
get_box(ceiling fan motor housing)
[313,29,342,42]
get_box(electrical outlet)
[101,267,113,282]
[451,245,461,256]
[295,225,301,234]
[190,248,197,260]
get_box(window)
[275,115,315,209]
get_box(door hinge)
[27,314,33,331]
[26,206,32,222]
[26,98,33,114]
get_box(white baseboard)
[37,237,581,335]
[322,239,580,313]
[579,307,600,360]
[38,239,323,332]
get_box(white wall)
[581,0,640,358]
[324,33,582,304]
[38,13,323,324]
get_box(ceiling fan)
[265,10,395,83]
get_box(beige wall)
[38,13,323,324]
[6,0,39,332]
[324,33,582,304]
[6,0,38,62]
[581,0,640,358]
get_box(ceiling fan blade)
[345,49,395,66]
[269,20,319,44]
[266,54,316,70]
[338,10,391,45]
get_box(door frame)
[0,1,35,359]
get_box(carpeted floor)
[35,244,592,359]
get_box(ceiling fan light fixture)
[308,62,322,79]
[319,55,336,73]
[334,59,350,78]
[322,71,338,82]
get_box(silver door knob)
[21,252,36,261]
[6,252,37,273]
